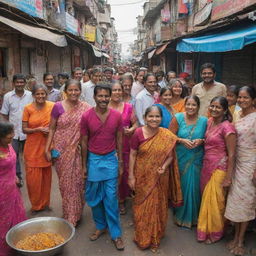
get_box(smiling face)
[237,90,254,110]
[65,83,81,102]
[185,98,199,117]
[33,88,47,104]
[44,75,54,88]
[73,70,83,81]
[144,107,162,129]
[83,73,90,83]
[91,72,102,84]
[13,79,25,92]
[136,71,145,84]
[201,68,215,84]
[144,75,157,94]
[94,89,111,110]
[104,71,113,81]
[122,79,132,95]
[167,72,176,81]
[209,100,225,119]
[171,81,183,97]
[58,76,68,86]
[160,89,172,106]
[111,83,123,103]
[227,90,237,107]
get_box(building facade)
[0,0,121,96]
[133,0,256,88]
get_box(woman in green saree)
[169,95,207,228]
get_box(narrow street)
[20,170,254,256]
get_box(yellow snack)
[16,232,65,251]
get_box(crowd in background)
[0,62,256,255]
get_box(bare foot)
[250,248,256,256]
[119,203,126,215]
[231,245,246,256]
[226,240,238,250]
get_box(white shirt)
[81,80,96,106]
[135,88,155,126]
[0,90,33,140]
[131,81,144,98]
[158,79,167,88]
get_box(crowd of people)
[0,62,256,255]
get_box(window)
[0,48,7,77]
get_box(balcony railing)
[143,0,165,23]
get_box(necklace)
[0,145,9,159]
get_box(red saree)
[133,128,182,249]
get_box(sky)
[107,0,146,57]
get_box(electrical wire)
[109,0,146,6]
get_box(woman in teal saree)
[169,95,207,228]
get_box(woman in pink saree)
[0,121,26,256]
[109,81,137,214]
[197,96,236,244]
[45,79,91,226]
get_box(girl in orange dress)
[22,84,54,213]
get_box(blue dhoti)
[85,151,122,240]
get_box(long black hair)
[210,96,233,122]
[159,87,171,97]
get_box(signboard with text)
[212,0,256,21]
[194,2,213,26]
[85,25,96,42]
[65,12,78,35]
[1,0,43,18]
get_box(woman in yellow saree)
[129,105,182,252]
[197,96,236,244]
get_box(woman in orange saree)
[129,105,182,252]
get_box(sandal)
[89,229,106,241]
[112,237,124,251]
[205,239,214,245]
[150,245,159,253]
[17,178,24,188]
[226,240,238,251]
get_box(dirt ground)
[19,170,256,256]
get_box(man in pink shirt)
[80,83,124,250]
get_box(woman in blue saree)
[155,87,175,128]
[169,95,207,228]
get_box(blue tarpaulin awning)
[176,23,256,52]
